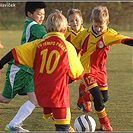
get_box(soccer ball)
[74,115,96,132]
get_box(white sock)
[9,100,35,126]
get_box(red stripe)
[11,48,20,65]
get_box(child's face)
[92,20,108,35]
[28,8,45,24]
[68,13,83,32]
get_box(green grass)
[0,30,133,131]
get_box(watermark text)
[0,3,16,8]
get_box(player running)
[71,5,133,131]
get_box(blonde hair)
[67,8,83,21]
[51,9,62,14]
[46,12,68,32]
[91,6,109,24]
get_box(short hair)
[25,2,46,16]
[90,6,109,24]
[51,9,62,14]
[45,12,68,32]
[67,8,83,20]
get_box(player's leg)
[90,87,112,131]
[81,73,112,131]
[95,72,112,131]
[7,92,37,131]
[43,107,75,132]
[77,80,92,112]
[0,64,19,103]
[0,64,14,103]
[53,107,71,131]
[0,92,12,103]
[101,90,108,103]
[43,107,70,131]
[5,65,36,132]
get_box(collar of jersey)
[88,25,108,37]
[26,17,35,22]
[68,25,84,35]
[46,32,65,39]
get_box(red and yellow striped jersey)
[65,25,85,43]
[72,25,130,73]
[12,32,84,108]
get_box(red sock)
[77,83,86,104]
[99,116,110,124]
[96,108,110,124]
[82,91,91,101]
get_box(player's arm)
[66,41,84,81]
[31,24,47,39]
[121,38,133,46]
[0,50,13,69]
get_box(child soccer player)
[65,8,92,111]
[71,6,133,131]
[21,2,47,44]
[65,8,85,43]
[0,12,84,131]
[0,2,46,132]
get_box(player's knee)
[31,99,38,106]
[90,87,105,111]
[101,90,108,103]
[27,92,38,105]
[0,94,11,103]
[55,124,70,131]
[0,97,11,103]
[93,97,105,111]
[103,96,108,103]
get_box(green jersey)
[21,17,47,44]
[2,17,47,98]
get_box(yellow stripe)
[43,113,53,120]
[55,108,71,124]
[96,108,107,118]
[85,83,98,91]
[99,87,108,90]
[54,119,70,124]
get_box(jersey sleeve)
[104,28,130,46]
[31,24,47,39]
[65,40,84,80]
[12,40,39,68]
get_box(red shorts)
[83,71,108,90]
[43,107,71,125]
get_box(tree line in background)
[0,2,133,30]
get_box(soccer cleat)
[77,101,92,113]
[100,123,113,131]
[5,124,29,132]
[69,125,75,132]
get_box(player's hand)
[122,38,133,46]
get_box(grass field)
[0,30,133,132]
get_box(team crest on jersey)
[97,40,104,48]
[96,37,105,48]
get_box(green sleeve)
[31,24,47,39]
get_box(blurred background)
[0,2,133,31]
